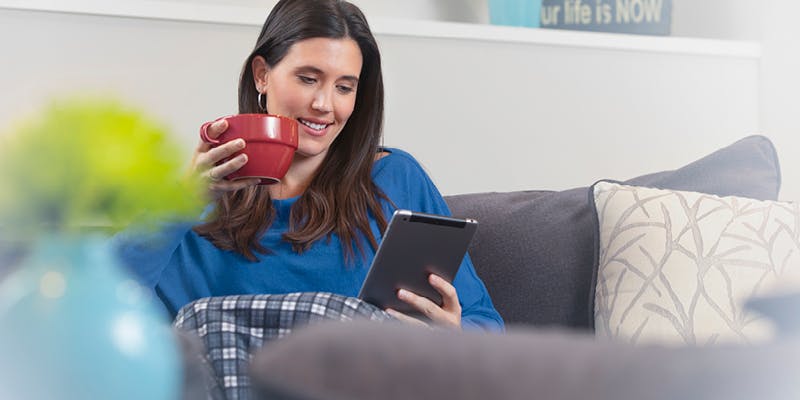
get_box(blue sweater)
[115,148,504,332]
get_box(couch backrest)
[445,135,781,329]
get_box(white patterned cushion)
[593,181,800,345]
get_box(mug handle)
[199,118,224,145]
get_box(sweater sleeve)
[373,149,505,332]
[110,221,194,296]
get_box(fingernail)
[236,139,246,148]
[397,289,408,299]
[238,154,248,163]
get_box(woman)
[116,1,503,395]
[119,0,501,338]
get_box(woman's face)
[254,37,363,162]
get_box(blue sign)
[489,0,542,28]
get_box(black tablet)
[358,209,478,314]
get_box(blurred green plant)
[0,97,204,236]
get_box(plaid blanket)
[174,292,392,400]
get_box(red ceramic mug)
[200,114,298,185]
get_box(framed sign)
[540,0,672,36]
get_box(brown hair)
[194,0,389,262]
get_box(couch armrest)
[250,321,800,400]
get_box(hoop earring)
[257,92,267,112]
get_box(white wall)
[0,8,257,145]
[671,0,763,41]
[759,2,800,203]
[669,0,800,201]
[155,0,490,23]
[2,1,792,200]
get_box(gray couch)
[246,136,800,400]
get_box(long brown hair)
[194,0,389,262]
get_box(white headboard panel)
[378,27,760,194]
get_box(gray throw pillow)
[445,135,781,329]
[746,292,800,337]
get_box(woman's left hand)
[386,274,462,330]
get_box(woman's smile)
[297,117,333,136]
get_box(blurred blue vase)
[0,234,180,400]
[489,0,541,27]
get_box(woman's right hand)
[190,118,261,197]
